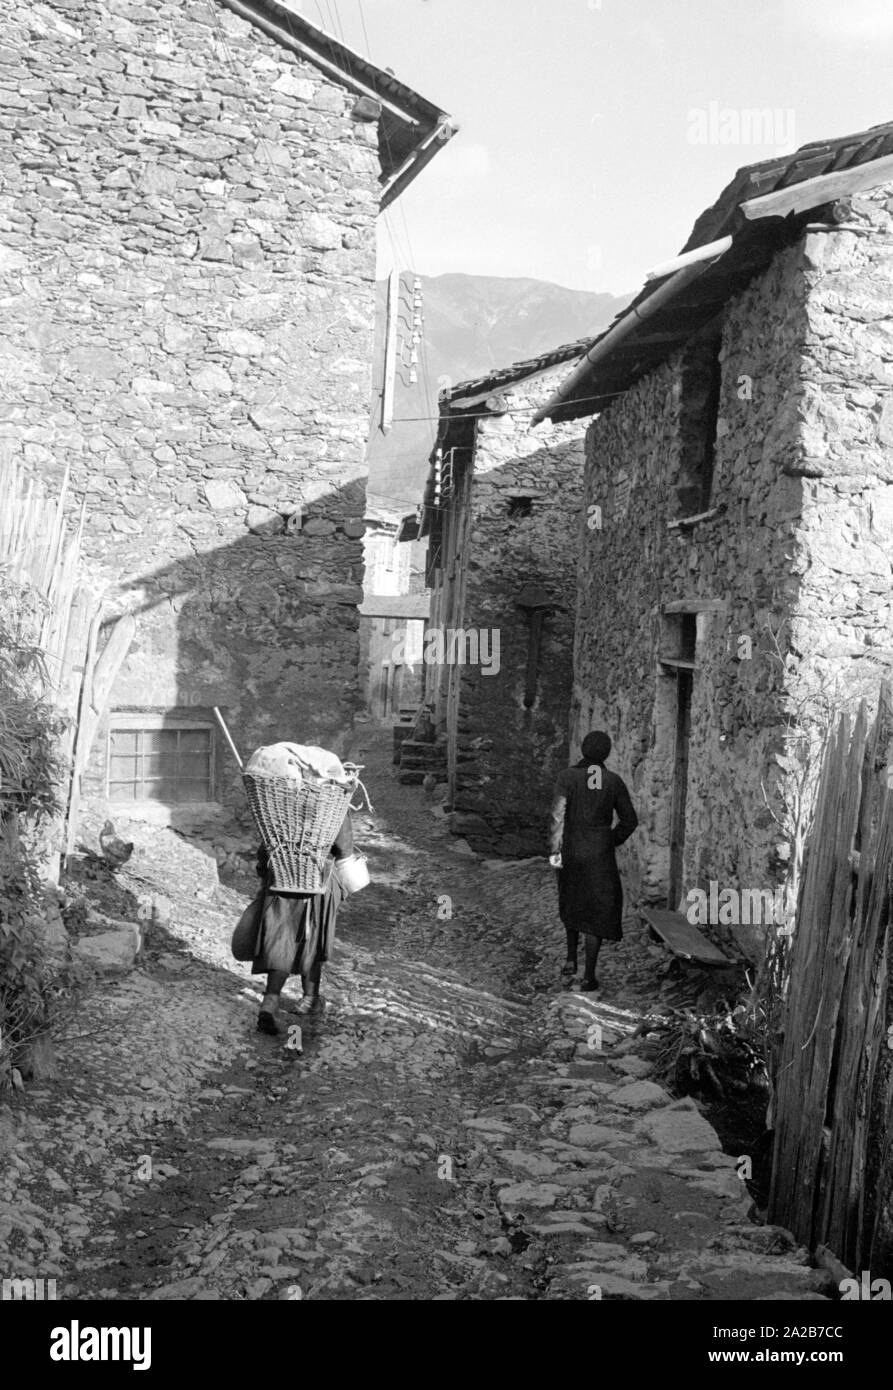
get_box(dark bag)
[231,892,264,962]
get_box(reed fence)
[0,459,133,871]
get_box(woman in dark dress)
[548,730,638,992]
[254,807,354,1034]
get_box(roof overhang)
[534,135,893,426]
[396,513,420,543]
[417,347,592,540]
[219,0,456,208]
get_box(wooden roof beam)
[738,152,893,222]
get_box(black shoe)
[580,977,600,993]
[560,960,577,977]
[257,1009,280,1035]
[296,992,323,1015]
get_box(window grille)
[107,722,214,803]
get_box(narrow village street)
[0,732,834,1303]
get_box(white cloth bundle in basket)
[245,742,356,787]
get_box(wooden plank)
[802,706,867,1242]
[667,669,692,909]
[63,613,136,860]
[867,1047,893,1270]
[819,694,890,1261]
[773,151,838,187]
[827,696,888,1270]
[662,598,728,614]
[769,715,853,1232]
[767,699,886,1254]
[640,908,732,965]
[667,505,724,530]
[740,153,893,222]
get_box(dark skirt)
[251,872,346,977]
[557,827,623,940]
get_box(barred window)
[107,721,214,803]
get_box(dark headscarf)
[580,730,611,765]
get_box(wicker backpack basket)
[243,771,356,893]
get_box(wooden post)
[381,268,398,433]
[63,612,136,862]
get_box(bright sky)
[309,0,893,296]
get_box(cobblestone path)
[0,732,833,1301]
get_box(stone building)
[418,350,588,855]
[533,122,893,926]
[0,0,452,826]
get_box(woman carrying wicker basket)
[221,736,369,1035]
[253,805,354,1034]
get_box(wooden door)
[668,668,692,909]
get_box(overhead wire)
[326,0,346,44]
[386,388,625,420]
[313,0,342,45]
[356,0,374,61]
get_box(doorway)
[668,667,692,909]
[661,612,697,910]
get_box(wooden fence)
[769,687,893,1277]
[0,459,134,872]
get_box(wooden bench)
[639,907,734,966]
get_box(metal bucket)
[335,852,370,895]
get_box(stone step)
[397,769,449,786]
[392,726,415,764]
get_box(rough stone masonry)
[431,365,585,857]
[573,184,893,935]
[0,0,407,822]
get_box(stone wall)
[575,244,810,920]
[574,186,893,945]
[791,187,893,707]
[445,371,586,856]
[0,0,381,823]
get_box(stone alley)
[4,0,893,1367]
[0,732,835,1303]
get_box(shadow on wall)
[80,478,367,829]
